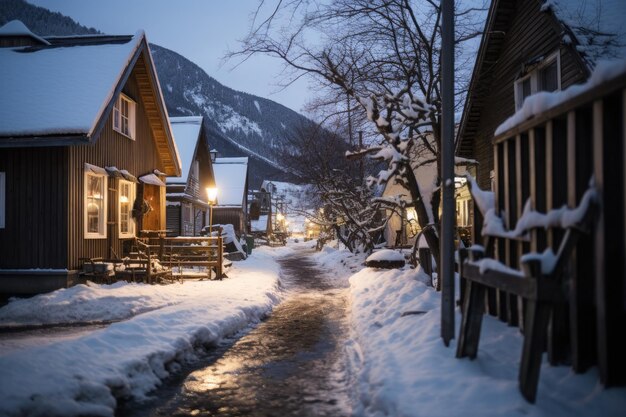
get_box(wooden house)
[166,116,215,236]
[211,157,249,235]
[0,21,181,295]
[455,0,626,398]
[249,189,273,238]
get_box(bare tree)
[232,0,485,263]
[277,122,386,252]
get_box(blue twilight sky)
[27,0,311,113]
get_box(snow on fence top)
[495,59,626,135]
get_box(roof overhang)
[88,36,181,177]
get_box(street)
[118,249,353,417]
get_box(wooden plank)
[519,297,552,403]
[548,117,570,365]
[462,263,536,299]
[594,93,626,385]
[499,140,511,322]
[568,107,597,373]
[593,99,609,384]
[456,280,487,359]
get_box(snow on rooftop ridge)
[0,20,50,45]
[496,58,626,135]
[170,116,203,124]
[542,0,626,66]
[214,157,249,164]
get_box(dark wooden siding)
[67,69,167,270]
[0,147,68,268]
[166,205,181,236]
[212,208,244,235]
[466,0,587,191]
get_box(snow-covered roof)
[213,157,248,207]
[543,0,626,67]
[0,20,50,45]
[167,116,203,184]
[0,27,143,137]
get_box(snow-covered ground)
[0,245,293,417]
[1,241,624,417]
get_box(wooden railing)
[136,235,224,280]
[458,69,626,400]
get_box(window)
[182,203,193,235]
[113,93,136,139]
[118,180,136,238]
[84,168,107,238]
[0,172,5,229]
[514,52,561,110]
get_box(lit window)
[84,169,107,238]
[113,93,136,139]
[514,52,561,110]
[119,180,136,238]
[0,172,5,229]
[405,207,420,237]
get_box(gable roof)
[0,22,181,176]
[213,157,249,207]
[456,0,626,156]
[167,116,203,184]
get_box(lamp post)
[207,187,218,234]
[206,187,218,280]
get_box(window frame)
[514,51,561,110]
[84,168,108,239]
[118,179,136,238]
[112,93,136,140]
[0,172,5,229]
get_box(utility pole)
[441,0,455,347]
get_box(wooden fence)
[459,69,626,399]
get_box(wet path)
[120,249,352,417]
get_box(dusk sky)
[27,0,311,113]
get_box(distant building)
[166,116,216,236]
[0,21,181,295]
[211,157,249,235]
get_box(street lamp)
[206,187,218,280]
[206,187,218,235]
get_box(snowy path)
[118,249,353,417]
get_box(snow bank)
[0,246,286,417]
[366,249,405,262]
[346,266,626,417]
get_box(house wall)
[465,0,587,191]
[166,204,181,236]
[212,208,245,235]
[0,147,68,269]
[67,67,167,270]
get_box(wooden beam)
[593,99,609,384]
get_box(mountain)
[0,0,307,188]
[149,44,307,187]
